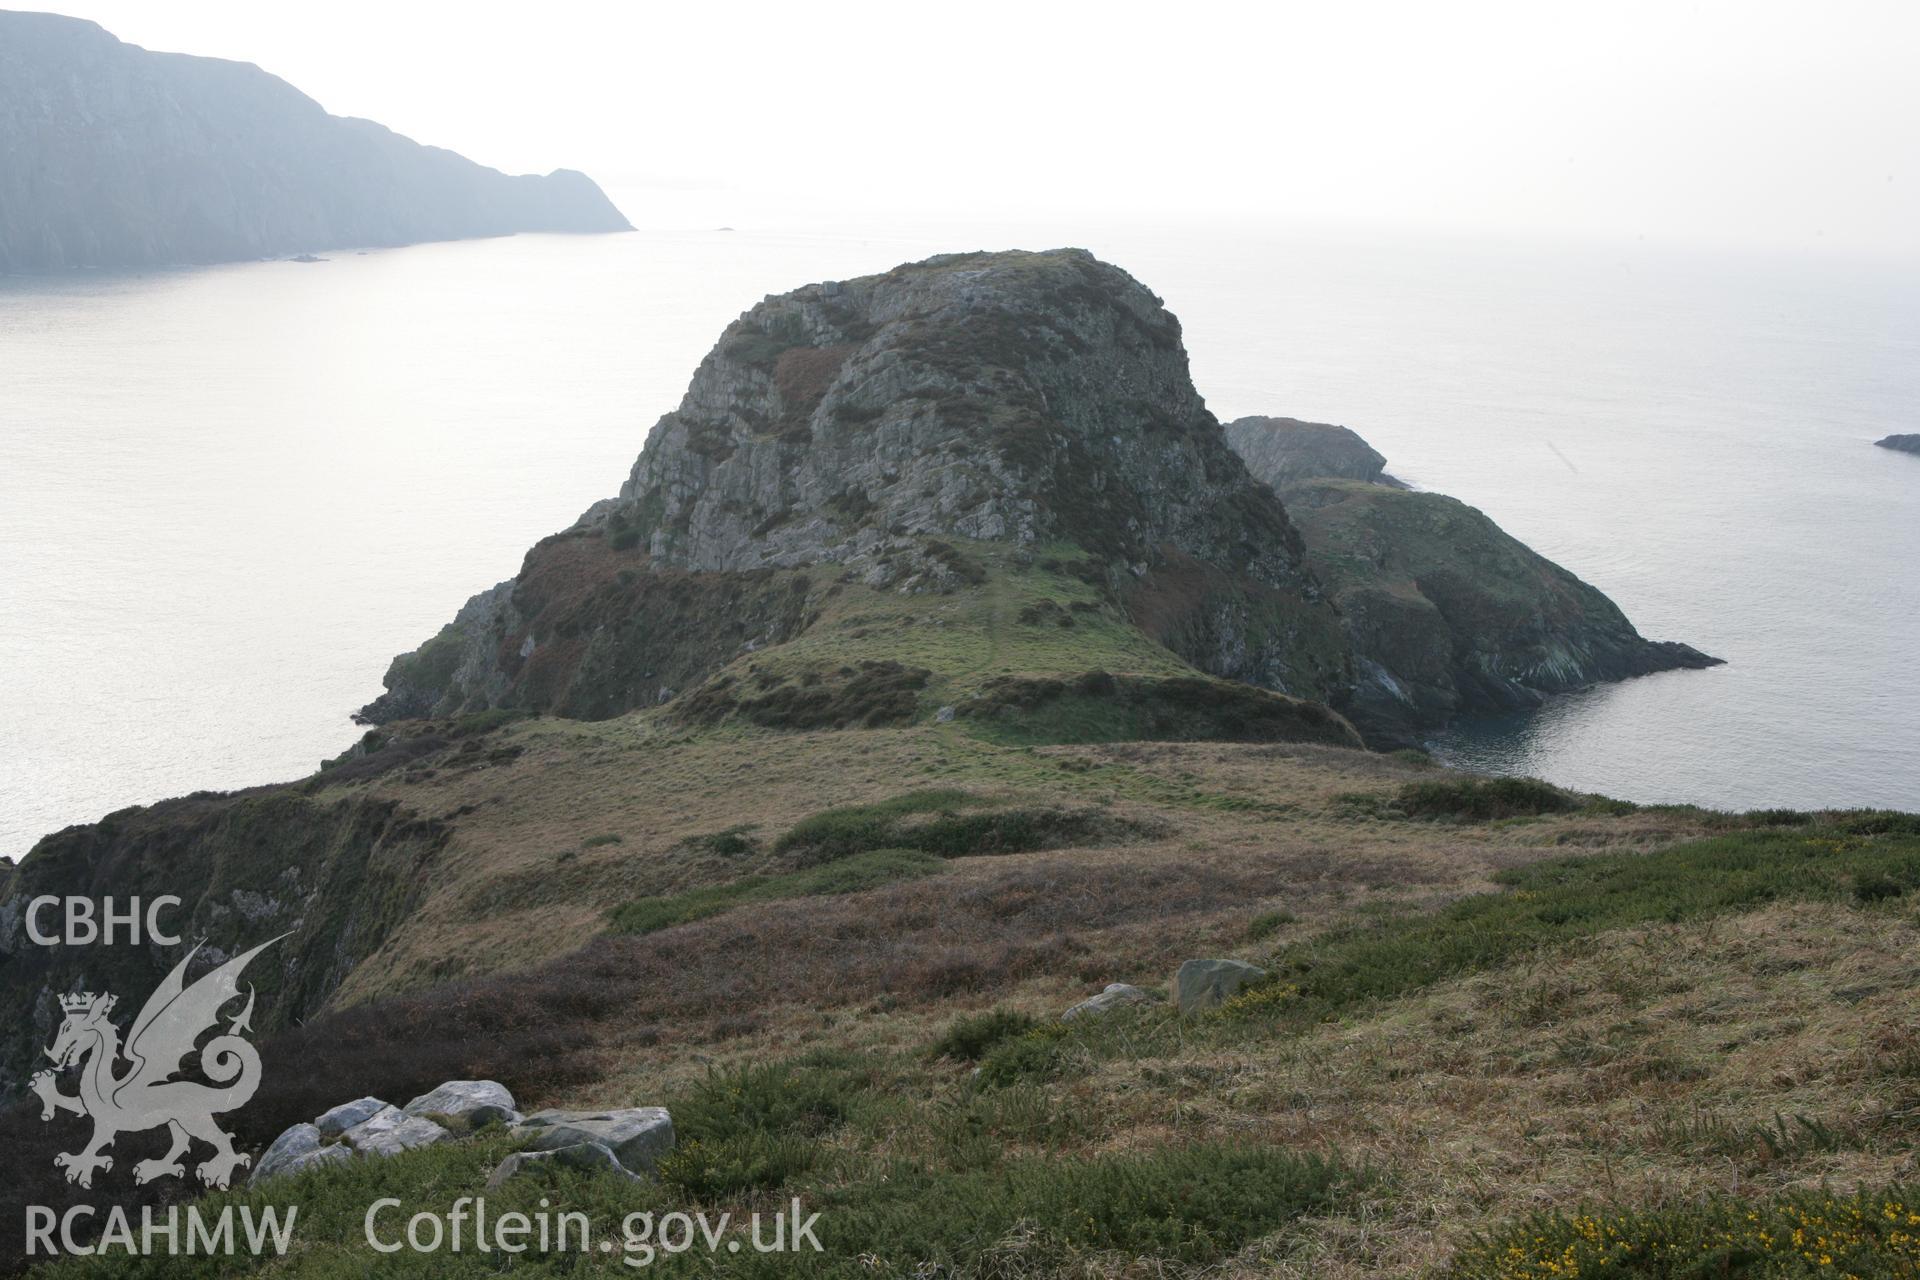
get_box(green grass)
[771,788,981,861]
[608,848,945,934]
[770,788,1150,865]
[1449,1183,1920,1278]
[1396,775,1580,820]
[928,1008,1037,1061]
[1225,819,1920,1024]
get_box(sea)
[3,217,1916,857]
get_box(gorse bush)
[929,1007,1037,1061]
[608,848,945,934]
[1396,775,1579,821]
[813,1144,1368,1273]
[658,1056,869,1198]
[770,789,1151,866]
[974,1027,1070,1088]
[1451,1185,1920,1278]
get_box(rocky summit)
[0,11,630,273]
[360,249,1354,730]
[362,250,1716,750]
[1227,415,1721,744]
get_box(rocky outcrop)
[1876,434,1920,456]
[1226,417,1720,746]
[0,11,629,274]
[362,249,1351,724]
[1224,417,1398,487]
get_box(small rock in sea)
[1875,433,1920,456]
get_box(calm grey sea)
[3,222,1916,856]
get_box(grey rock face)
[249,1123,321,1184]
[1225,417,1394,488]
[485,1140,642,1189]
[513,1107,675,1174]
[0,12,630,274]
[1173,959,1268,1014]
[274,1144,353,1179]
[362,250,1349,724]
[342,1106,451,1157]
[1876,433,1920,456]
[403,1080,518,1127]
[315,1096,391,1137]
[1062,982,1155,1020]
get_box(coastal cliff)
[1226,416,1722,744]
[0,10,630,273]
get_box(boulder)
[512,1107,675,1174]
[315,1096,391,1137]
[249,1123,321,1184]
[343,1105,451,1158]
[276,1144,353,1179]
[1173,959,1268,1014]
[403,1080,519,1127]
[485,1140,641,1190]
[1062,983,1155,1020]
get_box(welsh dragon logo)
[31,937,281,1190]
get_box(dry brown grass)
[315,723,1715,1012]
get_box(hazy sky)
[31,0,1920,255]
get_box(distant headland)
[0,9,630,274]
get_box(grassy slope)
[16,545,1916,1277]
[33,814,1920,1279]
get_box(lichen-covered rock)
[249,1123,321,1184]
[273,1144,353,1180]
[316,1096,391,1137]
[343,1106,451,1157]
[403,1080,518,1127]
[513,1107,675,1174]
[1062,982,1155,1020]
[485,1140,642,1189]
[1173,959,1267,1014]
